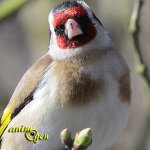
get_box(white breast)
[2,52,130,150]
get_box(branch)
[129,0,150,83]
[0,0,29,21]
[129,0,143,33]
[129,0,150,150]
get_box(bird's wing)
[0,53,52,137]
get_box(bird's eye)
[54,25,65,36]
[76,15,92,26]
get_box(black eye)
[92,13,103,27]
[54,25,65,36]
[76,15,92,26]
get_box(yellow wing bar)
[0,113,11,136]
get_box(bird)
[0,0,131,150]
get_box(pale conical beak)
[65,19,83,40]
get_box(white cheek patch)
[48,11,56,38]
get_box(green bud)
[60,128,71,143]
[74,128,92,148]
[136,64,145,74]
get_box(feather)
[0,53,52,138]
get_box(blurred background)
[0,0,150,149]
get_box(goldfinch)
[0,1,131,150]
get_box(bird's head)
[48,0,111,59]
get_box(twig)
[129,0,150,150]
[0,0,29,21]
[129,0,144,69]
[129,0,150,84]
[129,0,143,33]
